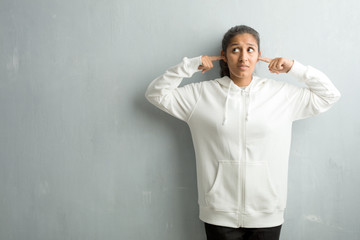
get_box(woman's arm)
[145,56,203,122]
[287,60,341,120]
[145,56,224,122]
[260,56,341,120]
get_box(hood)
[216,75,266,93]
[215,75,266,125]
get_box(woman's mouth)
[238,65,249,70]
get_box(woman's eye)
[248,48,254,52]
[232,48,239,53]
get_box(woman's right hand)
[198,56,225,74]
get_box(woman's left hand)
[259,57,294,74]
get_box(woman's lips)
[238,65,249,70]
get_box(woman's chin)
[230,71,251,80]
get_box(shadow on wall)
[133,91,206,240]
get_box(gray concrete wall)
[0,0,359,239]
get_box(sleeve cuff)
[288,60,308,81]
[183,56,202,73]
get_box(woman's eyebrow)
[229,43,256,47]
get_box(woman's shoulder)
[183,76,229,88]
[252,75,295,92]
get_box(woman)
[145,25,340,240]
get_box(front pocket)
[245,162,279,213]
[205,161,240,212]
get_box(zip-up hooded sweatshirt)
[145,56,341,228]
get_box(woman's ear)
[221,50,227,62]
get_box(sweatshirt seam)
[187,82,204,122]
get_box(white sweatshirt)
[145,56,341,228]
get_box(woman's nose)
[239,52,247,62]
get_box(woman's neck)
[230,75,252,87]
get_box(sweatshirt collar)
[216,75,263,93]
[217,75,263,125]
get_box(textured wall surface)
[0,0,359,239]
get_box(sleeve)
[286,60,341,121]
[145,56,203,122]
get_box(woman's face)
[222,33,260,83]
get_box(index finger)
[208,56,225,61]
[258,57,272,63]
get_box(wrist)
[286,60,294,73]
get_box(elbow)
[327,88,341,106]
[145,86,155,103]
[145,92,155,106]
[334,89,341,102]
[325,87,342,105]
[144,89,161,106]
[310,90,341,115]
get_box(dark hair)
[220,25,260,77]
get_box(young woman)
[145,25,341,240]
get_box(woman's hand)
[198,56,225,74]
[259,57,294,74]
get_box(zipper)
[239,89,248,227]
[237,92,242,227]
